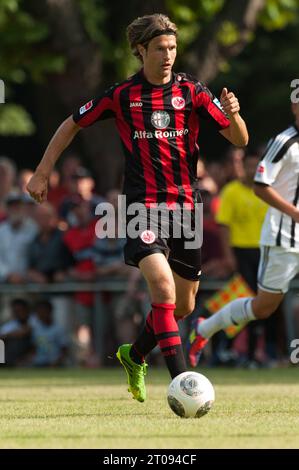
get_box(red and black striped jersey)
[73,69,230,208]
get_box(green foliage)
[0,0,65,135]
[0,0,65,83]
[1,0,299,137]
[210,18,299,151]
[216,21,240,47]
[259,0,299,30]
[77,0,108,48]
[0,104,35,136]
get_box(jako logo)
[0,79,4,104]
[290,339,299,364]
[130,102,143,108]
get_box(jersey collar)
[138,68,174,89]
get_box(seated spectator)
[30,300,69,367]
[0,299,33,366]
[0,192,37,283]
[26,203,74,283]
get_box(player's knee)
[150,277,175,304]
[175,298,196,318]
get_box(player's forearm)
[254,183,298,219]
[35,116,80,177]
[226,113,249,147]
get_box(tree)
[1,0,299,191]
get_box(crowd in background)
[0,148,293,368]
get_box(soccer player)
[188,99,299,367]
[27,14,248,402]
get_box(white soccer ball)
[167,371,215,418]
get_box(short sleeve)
[194,83,230,130]
[73,85,116,128]
[254,136,289,186]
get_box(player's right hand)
[27,172,48,203]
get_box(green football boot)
[116,344,148,402]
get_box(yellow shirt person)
[216,180,268,248]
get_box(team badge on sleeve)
[212,97,224,111]
[79,100,93,115]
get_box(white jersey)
[254,124,299,251]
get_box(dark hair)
[127,14,177,62]
[35,300,53,313]
[11,298,29,309]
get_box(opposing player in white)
[188,100,299,367]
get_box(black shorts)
[123,205,202,281]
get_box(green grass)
[0,367,299,449]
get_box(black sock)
[130,311,156,364]
[130,311,186,374]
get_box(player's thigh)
[139,252,175,303]
[172,270,200,318]
[252,288,284,319]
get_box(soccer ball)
[167,371,215,418]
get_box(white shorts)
[258,245,299,294]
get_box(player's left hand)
[220,88,240,116]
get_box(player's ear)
[137,44,146,61]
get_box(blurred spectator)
[0,299,33,366]
[196,160,218,195]
[93,188,128,277]
[201,190,230,279]
[0,157,17,221]
[60,154,82,182]
[76,167,105,211]
[205,159,232,216]
[206,159,230,192]
[225,145,246,181]
[48,154,82,210]
[26,203,74,283]
[30,300,69,367]
[0,192,37,283]
[18,169,34,194]
[49,169,60,190]
[59,167,103,222]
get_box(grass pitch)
[0,367,298,449]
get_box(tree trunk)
[185,0,265,83]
